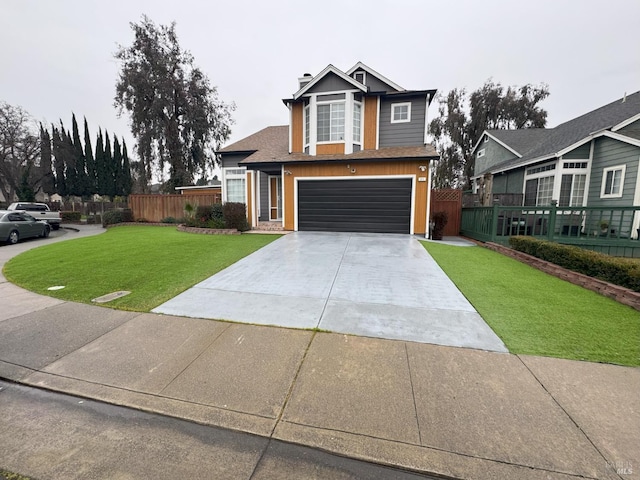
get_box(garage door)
[297,178,412,233]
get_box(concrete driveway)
[153,232,507,352]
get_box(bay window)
[317,102,345,142]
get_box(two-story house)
[218,62,438,234]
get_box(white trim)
[306,89,360,98]
[249,171,257,228]
[352,100,363,146]
[600,164,626,198]
[344,92,354,154]
[426,161,432,239]
[631,156,640,239]
[288,104,292,154]
[345,62,406,92]
[293,175,416,234]
[612,112,640,132]
[174,185,220,191]
[267,175,283,221]
[391,102,411,123]
[376,97,380,149]
[221,166,247,203]
[303,104,310,149]
[256,171,261,220]
[354,70,366,86]
[471,130,522,157]
[600,130,640,148]
[293,65,366,100]
[484,135,489,143]
[309,95,317,155]
[476,149,485,158]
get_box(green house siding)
[618,119,640,140]
[475,138,518,175]
[562,143,591,159]
[492,168,525,194]
[587,137,639,207]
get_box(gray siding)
[363,74,398,93]
[220,152,251,168]
[563,143,590,159]
[317,93,345,102]
[587,137,639,207]
[308,72,355,94]
[259,172,269,221]
[475,138,518,175]
[618,119,640,140]
[378,95,426,147]
[492,168,525,195]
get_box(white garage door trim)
[294,174,416,234]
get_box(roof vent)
[622,92,627,103]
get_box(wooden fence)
[431,189,462,236]
[129,194,221,222]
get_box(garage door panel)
[297,178,412,234]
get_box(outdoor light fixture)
[284,170,292,175]
[419,165,427,171]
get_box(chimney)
[298,73,313,89]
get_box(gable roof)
[292,64,367,100]
[482,90,640,175]
[346,61,405,92]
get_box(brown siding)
[291,103,304,153]
[129,194,220,223]
[363,96,378,150]
[283,160,430,234]
[316,143,345,155]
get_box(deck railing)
[461,203,640,257]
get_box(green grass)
[4,226,281,312]
[422,242,640,366]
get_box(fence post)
[547,200,557,241]
[491,202,500,243]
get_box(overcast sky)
[2,0,638,178]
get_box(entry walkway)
[153,232,507,352]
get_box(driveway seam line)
[404,343,423,445]
[317,234,352,329]
[515,354,621,480]
[270,331,317,437]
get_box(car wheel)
[42,225,51,238]
[7,230,19,245]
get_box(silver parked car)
[0,210,51,245]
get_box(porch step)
[254,221,285,232]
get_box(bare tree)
[0,101,41,202]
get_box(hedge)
[102,208,134,227]
[60,211,82,223]
[509,236,640,292]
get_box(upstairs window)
[317,102,345,142]
[353,102,362,143]
[601,165,625,198]
[391,102,411,123]
[304,105,310,146]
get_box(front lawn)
[4,226,280,312]
[422,242,640,366]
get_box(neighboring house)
[471,91,640,238]
[218,62,438,234]
[175,180,222,197]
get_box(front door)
[269,176,282,220]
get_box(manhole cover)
[92,291,131,303]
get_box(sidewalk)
[0,227,638,479]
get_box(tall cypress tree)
[94,129,105,196]
[83,118,96,196]
[40,124,55,195]
[71,114,88,196]
[103,131,115,198]
[60,123,77,197]
[52,125,67,197]
[112,137,123,196]
[121,140,132,196]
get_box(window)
[304,105,310,146]
[354,71,366,84]
[527,163,556,175]
[524,176,555,206]
[391,102,411,123]
[223,167,246,203]
[601,165,625,198]
[484,135,489,143]
[317,102,345,142]
[559,174,586,207]
[353,102,362,143]
[477,149,485,158]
